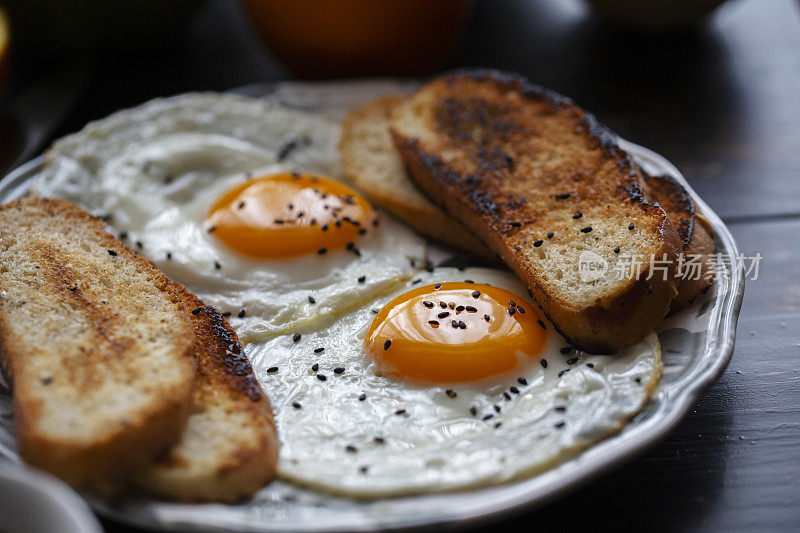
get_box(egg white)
[31,93,428,338]
[248,267,662,497]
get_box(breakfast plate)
[0,80,744,531]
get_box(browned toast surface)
[133,289,279,502]
[0,197,195,491]
[390,70,681,352]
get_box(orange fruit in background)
[240,0,472,78]
[0,6,10,97]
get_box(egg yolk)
[365,282,547,384]
[206,172,375,258]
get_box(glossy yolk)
[206,172,375,258]
[365,282,547,384]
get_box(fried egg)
[31,94,427,338]
[248,267,661,496]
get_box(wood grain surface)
[3,0,797,530]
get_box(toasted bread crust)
[0,197,195,491]
[391,70,681,352]
[641,172,714,311]
[340,95,493,257]
[133,290,279,502]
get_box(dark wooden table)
[2,0,798,530]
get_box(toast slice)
[132,290,278,502]
[390,70,681,352]
[0,197,195,491]
[340,95,492,258]
[340,94,714,312]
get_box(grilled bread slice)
[340,94,713,312]
[0,197,195,491]
[340,95,492,258]
[132,291,278,502]
[390,70,681,352]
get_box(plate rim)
[0,138,744,532]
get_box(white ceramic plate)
[0,81,744,532]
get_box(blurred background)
[0,1,798,531]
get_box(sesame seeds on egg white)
[246,266,661,497]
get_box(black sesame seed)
[311,363,319,371]
[465,306,477,313]
[136,241,143,249]
[293,333,301,342]
[434,283,442,289]
[317,374,327,381]
[547,231,554,239]
[509,300,517,307]
[238,309,246,318]
[308,296,316,304]
[484,314,491,322]
[345,445,358,453]
[423,301,434,308]
[572,212,583,219]
[321,224,328,231]
[335,220,342,227]
[237,201,246,209]
[222,311,232,317]
[207,225,217,234]
[267,366,279,373]
[533,240,543,247]
[470,406,478,416]
[448,301,456,309]
[554,421,566,429]
[554,406,567,412]
[384,339,392,350]
[614,246,620,254]
[191,307,202,315]
[558,369,570,378]
[537,319,546,329]
[495,422,503,429]
[580,226,592,233]
[374,436,385,444]
[107,249,117,256]
[359,393,367,401]
[464,279,475,284]
[510,221,522,227]
[517,307,525,314]
[358,228,367,235]
[395,409,406,415]
[357,275,366,283]
[445,389,457,398]
[274,219,285,224]
[293,402,302,409]
[567,357,579,365]
[587,363,595,368]
[515,246,522,251]
[118,232,128,240]
[456,305,465,312]
[458,320,467,329]
[560,347,572,354]
[482,414,494,421]
[334,367,345,374]
[451,320,459,328]
[507,307,516,316]
[428,320,439,326]
[629,223,635,230]
[317,247,327,255]
[503,392,511,400]
[438,311,450,319]
[510,386,520,394]
[439,301,447,309]
[635,377,642,383]
[472,290,481,298]
[360,465,369,474]
[517,377,528,385]
[541,359,548,368]
[556,193,570,199]
[166,252,172,260]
